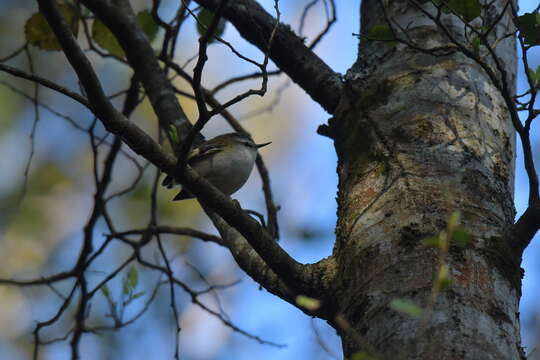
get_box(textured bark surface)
[330,1,522,358]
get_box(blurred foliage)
[0,85,22,135]
[23,1,159,56]
[24,4,79,51]
[295,295,321,311]
[389,298,423,318]
[517,11,540,46]
[136,10,159,42]
[0,162,77,276]
[196,8,226,43]
[0,287,30,338]
[91,10,159,58]
[365,24,395,44]
[440,0,481,22]
[294,226,330,242]
[92,18,125,57]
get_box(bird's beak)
[256,141,271,148]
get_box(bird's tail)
[162,174,194,200]
[161,175,176,189]
[173,190,194,201]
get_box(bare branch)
[113,233,285,347]
[19,46,41,203]
[202,204,294,302]
[0,63,90,107]
[112,226,226,246]
[211,69,281,95]
[0,80,87,131]
[0,43,26,62]
[176,0,231,167]
[0,272,75,286]
[193,0,343,113]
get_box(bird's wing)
[187,142,223,164]
[161,142,224,188]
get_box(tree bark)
[329,1,523,358]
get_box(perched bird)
[162,132,271,200]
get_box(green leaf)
[447,0,481,22]
[452,225,471,247]
[136,10,159,42]
[517,12,540,46]
[127,266,139,289]
[437,264,449,283]
[389,299,423,318]
[473,25,489,33]
[132,291,146,300]
[447,211,461,232]
[528,68,538,84]
[435,264,453,291]
[437,264,453,291]
[91,10,157,56]
[196,8,226,43]
[295,295,321,311]
[471,35,481,56]
[92,18,124,57]
[100,284,111,298]
[25,4,79,51]
[352,352,377,360]
[122,280,130,295]
[422,236,441,248]
[168,125,179,147]
[367,24,395,45]
[440,277,454,291]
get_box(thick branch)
[203,206,293,301]
[509,199,540,254]
[193,0,343,113]
[204,206,337,319]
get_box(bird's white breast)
[192,145,257,195]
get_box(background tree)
[0,0,539,359]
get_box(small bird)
[162,132,271,200]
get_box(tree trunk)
[330,1,523,358]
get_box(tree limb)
[509,199,540,254]
[204,204,338,320]
[203,205,293,300]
